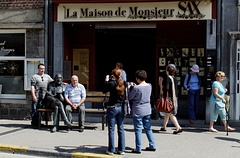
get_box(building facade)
[0,0,46,119]
[1,0,240,124]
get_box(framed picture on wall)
[159,58,166,66]
[159,48,165,56]
[174,58,181,66]
[182,67,188,76]
[209,66,215,72]
[190,48,196,56]
[199,67,205,76]
[176,68,180,76]
[189,58,197,66]
[166,48,174,57]
[182,58,189,66]
[200,87,204,95]
[198,58,204,67]
[182,48,189,57]
[177,77,181,85]
[197,48,205,57]
[181,87,188,95]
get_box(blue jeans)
[107,106,125,152]
[31,99,41,126]
[133,115,156,152]
[188,89,200,120]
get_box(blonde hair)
[215,71,225,80]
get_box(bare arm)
[31,86,37,102]
[213,87,226,103]
[159,77,164,95]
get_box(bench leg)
[45,112,48,126]
[102,114,104,130]
[102,114,107,130]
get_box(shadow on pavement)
[54,145,107,154]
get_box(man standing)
[65,75,86,132]
[31,63,54,128]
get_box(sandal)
[209,128,218,133]
[225,127,236,132]
[160,127,167,131]
[173,129,182,134]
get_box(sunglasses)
[221,76,225,77]
[41,77,44,81]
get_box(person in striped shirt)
[65,75,86,132]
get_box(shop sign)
[0,41,15,56]
[0,33,25,56]
[57,1,212,22]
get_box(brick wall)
[0,0,44,9]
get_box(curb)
[0,144,118,158]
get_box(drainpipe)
[216,0,222,71]
[45,0,54,77]
[44,0,49,73]
[238,0,240,30]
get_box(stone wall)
[0,0,45,120]
[0,92,32,120]
[0,0,44,9]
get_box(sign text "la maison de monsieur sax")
[59,1,212,21]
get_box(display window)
[158,47,206,96]
[0,30,43,99]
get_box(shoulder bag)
[215,101,225,111]
[123,87,131,115]
[156,91,173,113]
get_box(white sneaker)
[106,150,114,155]
[117,151,125,155]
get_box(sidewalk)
[0,118,239,158]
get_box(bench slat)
[86,91,109,97]
[85,109,106,113]
[85,98,106,102]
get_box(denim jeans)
[133,114,156,152]
[107,106,125,152]
[31,99,41,126]
[188,89,200,120]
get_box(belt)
[107,103,122,109]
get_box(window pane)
[0,60,24,94]
[0,33,25,56]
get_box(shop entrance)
[95,28,156,91]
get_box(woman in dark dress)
[160,65,182,134]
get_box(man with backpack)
[183,64,201,124]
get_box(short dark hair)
[38,63,45,68]
[135,70,147,81]
[116,62,123,69]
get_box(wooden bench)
[37,91,109,130]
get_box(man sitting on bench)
[64,75,86,132]
[45,74,72,133]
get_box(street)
[0,119,240,158]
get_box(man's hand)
[32,95,37,102]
